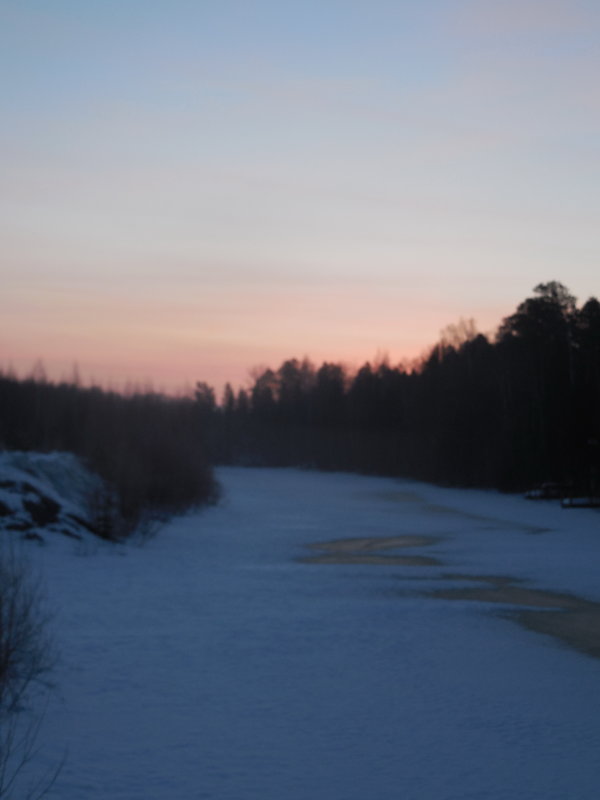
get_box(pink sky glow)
[1,0,597,395]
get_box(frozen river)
[30,468,600,798]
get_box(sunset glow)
[1,0,598,393]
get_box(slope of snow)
[18,467,600,799]
[0,451,103,544]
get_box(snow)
[0,451,100,513]
[0,451,103,544]
[11,466,600,799]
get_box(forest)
[1,280,599,537]
[0,374,218,538]
[208,281,600,494]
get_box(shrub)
[0,547,56,799]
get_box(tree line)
[0,375,218,538]
[1,281,598,523]
[207,282,600,494]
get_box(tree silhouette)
[212,282,599,495]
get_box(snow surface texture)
[17,467,600,799]
[0,451,103,543]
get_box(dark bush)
[0,376,219,539]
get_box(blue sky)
[1,0,599,392]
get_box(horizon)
[0,296,504,396]
[0,278,595,400]
[2,1,598,395]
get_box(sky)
[1,0,599,395]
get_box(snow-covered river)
[31,468,600,799]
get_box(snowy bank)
[0,451,105,544]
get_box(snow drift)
[0,451,105,544]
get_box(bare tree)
[0,546,59,799]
